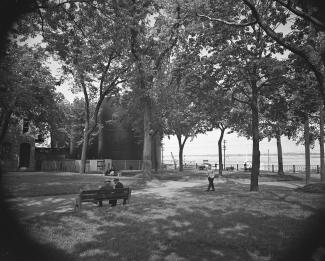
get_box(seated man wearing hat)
[111,178,126,206]
[97,179,114,207]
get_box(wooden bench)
[74,187,131,212]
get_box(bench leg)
[74,199,78,212]
[74,197,82,212]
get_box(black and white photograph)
[1,0,325,260]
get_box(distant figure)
[112,178,126,206]
[105,165,117,176]
[206,170,215,191]
[97,179,114,207]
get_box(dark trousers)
[97,199,125,207]
[207,177,215,191]
[97,200,115,207]
[111,199,127,206]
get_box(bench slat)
[79,188,131,202]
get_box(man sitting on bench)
[111,178,126,206]
[97,179,114,207]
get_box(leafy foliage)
[0,43,57,143]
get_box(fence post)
[317,165,320,173]
[272,165,274,172]
[293,165,295,173]
[237,164,238,170]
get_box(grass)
[1,170,325,261]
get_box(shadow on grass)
[1,199,75,261]
[3,174,325,261]
[12,182,324,261]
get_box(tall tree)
[216,25,285,191]
[125,0,181,176]
[187,59,235,175]
[26,2,131,173]
[159,52,208,171]
[239,0,325,103]
[260,61,293,176]
[285,57,319,182]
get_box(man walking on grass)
[206,170,215,191]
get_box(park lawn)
[1,172,148,198]
[1,171,325,261]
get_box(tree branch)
[197,14,257,27]
[78,71,90,123]
[274,0,325,30]
[154,4,181,71]
[60,7,88,40]
[232,92,251,106]
[36,6,45,35]
[37,0,92,9]
[99,52,115,96]
[241,0,310,60]
[241,0,325,99]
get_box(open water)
[163,153,323,169]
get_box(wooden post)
[237,164,238,170]
[272,165,274,172]
[293,165,295,173]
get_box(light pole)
[161,142,164,165]
[223,140,226,170]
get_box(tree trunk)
[69,124,78,158]
[178,137,184,172]
[80,122,90,174]
[0,110,12,146]
[304,117,311,184]
[142,98,152,177]
[250,89,260,191]
[320,101,325,182]
[50,130,55,148]
[218,127,226,176]
[153,134,161,172]
[152,134,157,172]
[178,148,184,171]
[97,106,104,159]
[276,132,284,176]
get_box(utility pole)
[223,140,226,170]
[161,142,164,165]
[268,149,270,171]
